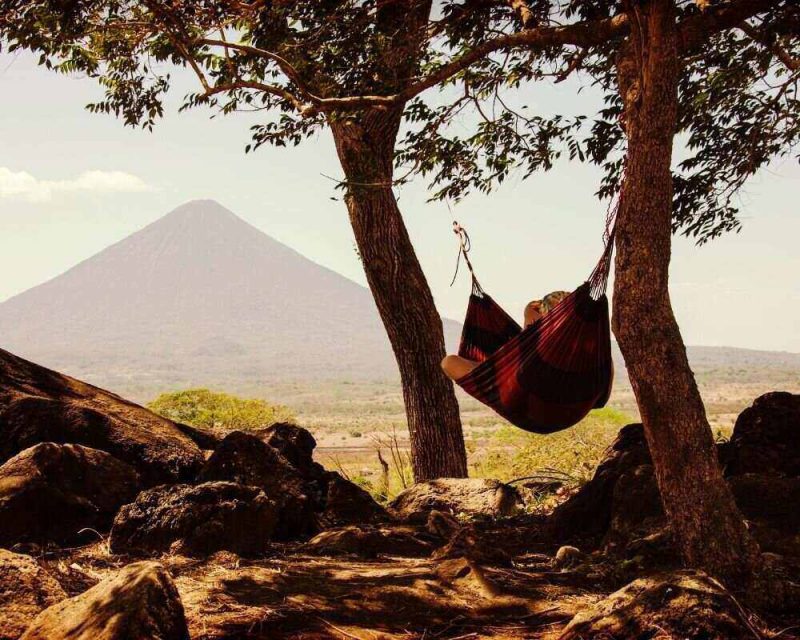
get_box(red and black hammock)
[452,223,615,434]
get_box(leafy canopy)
[2,0,797,241]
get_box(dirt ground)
[35,543,595,639]
[33,516,800,640]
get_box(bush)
[473,407,633,485]
[148,388,295,433]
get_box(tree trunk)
[612,0,759,586]
[330,109,468,481]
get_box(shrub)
[148,388,295,433]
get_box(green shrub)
[474,407,633,485]
[148,388,295,433]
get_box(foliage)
[397,1,800,243]
[472,407,632,485]
[1,1,796,243]
[148,388,294,433]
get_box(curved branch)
[739,21,799,70]
[154,0,785,114]
[677,0,782,52]
[394,13,631,103]
[202,80,308,111]
[395,0,782,105]
[198,38,317,100]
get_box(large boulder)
[174,422,221,451]
[728,474,800,531]
[255,422,321,476]
[0,348,203,485]
[199,428,387,535]
[198,431,318,538]
[726,392,800,477]
[0,549,66,640]
[254,422,330,505]
[549,418,800,559]
[558,571,757,640]
[605,464,664,547]
[548,423,652,542]
[110,482,279,557]
[318,472,388,527]
[21,561,189,640]
[389,479,521,523]
[0,442,140,546]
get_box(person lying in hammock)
[441,290,570,382]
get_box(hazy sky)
[1,50,798,352]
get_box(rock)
[0,442,140,546]
[558,570,757,640]
[0,348,203,486]
[389,479,521,523]
[255,422,329,504]
[255,422,320,475]
[21,561,189,640]
[548,423,651,542]
[110,482,280,557]
[0,549,66,640]
[318,472,387,527]
[198,430,386,536]
[306,525,434,558]
[174,422,221,451]
[553,545,585,570]
[198,431,317,538]
[605,464,664,546]
[728,474,800,531]
[551,428,800,560]
[622,528,678,567]
[426,510,461,539]
[727,392,800,477]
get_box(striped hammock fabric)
[453,226,615,434]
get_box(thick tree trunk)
[330,110,468,481]
[613,0,759,585]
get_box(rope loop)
[450,221,483,294]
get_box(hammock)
[451,221,615,434]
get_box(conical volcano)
[0,200,417,396]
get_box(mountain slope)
[0,200,440,392]
[1,200,796,402]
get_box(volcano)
[0,200,435,396]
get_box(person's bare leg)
[441,355,479,381]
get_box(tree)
[3,0,797,586]
[396,0,798,588]
[148,388,295,433]
[1,0,470,480]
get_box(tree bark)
[330,109,468,481]
[612,0,759,586]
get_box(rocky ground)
[1,346,799,639]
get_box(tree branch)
[555,48,588,82]
[393,13,631,103]
[198,38,319,101]
[677,0,782,52]
[202,80,309,111]
[144,0,786,114]
[739,21,800,70]
[396,0,782,104]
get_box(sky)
[1,50,798,353]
